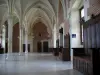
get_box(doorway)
[37,41,42,52]
[43,41,48,52]
[59,27,63,48]
[23,44,30,52]
[23,44,25,52]
[28,44,30,52]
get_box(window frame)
[79,6,84,45]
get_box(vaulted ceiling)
[0,0,66,36]
[0,0,7,25]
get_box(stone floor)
[0,53,83,75]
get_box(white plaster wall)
[33,39,37,52]
[70,10,83,48]
[69,0,89,48]
[49,38,53,48]
[69,9,83,62]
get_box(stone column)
[52,32,54,48]
[19,21,23,53]
[30,37,33,53]
[8,15,13,53]
[53,26,57,48]
[25,31,28,53]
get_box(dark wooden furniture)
[52,48,59,56]
[73,48,92,75]
[61,48,70,61]
[91,48,100,75]
[73,56,92,75]
[83,14,100,75]
[58,34,70,61]
[73,48,85,56]
[73,14,100,75]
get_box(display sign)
[72,34,76,38]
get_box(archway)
[32,22,50,52]
[58,0,64,26]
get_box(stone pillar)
[25,31,28,53]
[8,15,13,53]
[30,37,33,53]
[19,22,23,53]
[53,25,57,48]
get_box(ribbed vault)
[25,8,52,36]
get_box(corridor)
[0,53,82,75]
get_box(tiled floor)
[0,53,83,75]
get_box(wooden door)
[28,44,30,52]
[43,41,48,52]
[23,44,25,52]
[37,42,42,52]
